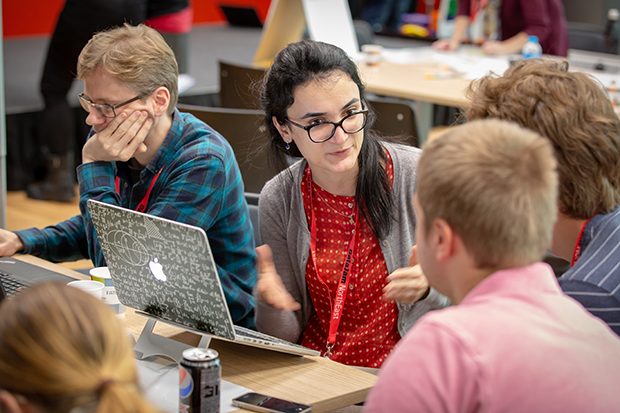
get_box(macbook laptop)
[87,199,319,357]
[0,257,74,300]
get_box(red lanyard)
[115,168,163,213]
[571,218,591,267]
[307,174,358,358]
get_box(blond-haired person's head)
[466,59,620,219]
[415,119,558,286]
[78,24,178,115]
[0,283,158,413]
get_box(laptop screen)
[88,200,236,340]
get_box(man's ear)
[150,86,171,117]
[272,116,292,143]
[0,391,24,413]
[433,218,456,262]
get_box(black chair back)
[367,97,419,147]
[178,104,283,193]
[219,60,266,109]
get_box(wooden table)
[18,255,377,412]
[360,60,471,142]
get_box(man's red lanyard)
[571,218,592,267]
[307,174,358,358]
[114,168,163,213]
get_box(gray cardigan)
[256,142,449,343]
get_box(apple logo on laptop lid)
[148,257,167,282]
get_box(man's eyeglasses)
[78,93,144,118]
[286,109,368,143]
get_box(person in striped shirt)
[466,59,620,335]
[0,24,256,327]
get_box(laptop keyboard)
[0,270,28,297]
[234,325,316,351]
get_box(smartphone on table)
[231,392,312,413]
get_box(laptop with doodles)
[87,199,319,357]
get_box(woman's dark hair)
[260,40,393,239]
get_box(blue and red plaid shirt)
[17,109,257,327]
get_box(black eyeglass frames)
[78,93,144,118]
[286,109,369,143]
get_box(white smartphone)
[231,392,312,413]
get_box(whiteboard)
[253,0,360,66]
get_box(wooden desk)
[360,61,471,143]
[18,255,377,412]
[360,61,470,109]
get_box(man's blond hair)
[417,119,558,269]
[77,24,178,115]
[467,59,620,219]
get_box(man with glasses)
[0,24,257,328]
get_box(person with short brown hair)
[466,59,620,335]
[0,24,257,327]
[0,283,158,413]
[365,119,620,413]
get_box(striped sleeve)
[559,279,620,335]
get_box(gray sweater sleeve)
[255,167,309,343]
[381,143,451,335]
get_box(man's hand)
[383,245,430,304]
[255,245,301,311]
[0,229,24,257]
[82,110,152,164]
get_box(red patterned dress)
[299,153,400,367]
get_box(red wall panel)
[3,0,272,38]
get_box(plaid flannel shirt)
[17,109,257,327]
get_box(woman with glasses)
[255,40,449,368]
[0,283,157,413]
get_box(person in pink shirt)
[364,119,620,413]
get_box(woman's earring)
[284,141,291,151]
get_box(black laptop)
[0,257,74,300]
[219,5,263,28]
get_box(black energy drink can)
[179,348,221,413]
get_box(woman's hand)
[256,245,301,311]
[383,245,430,304]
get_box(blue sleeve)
[559,279,620,336]
[15,215,89,263]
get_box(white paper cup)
[89,267,124,314]
[68,280,104,299]
[362,44,384,67]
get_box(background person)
[433,0,568,56]
[254,40,448,368]
[0,24,256,328]
[0,282,158,413]
[365,119,620,413]
[466,59,620,335]
[28,0,147,202]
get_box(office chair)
[245,192,261,246]
[178,104,284,193]
[218,60,267,109]
[367,97,419,147]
